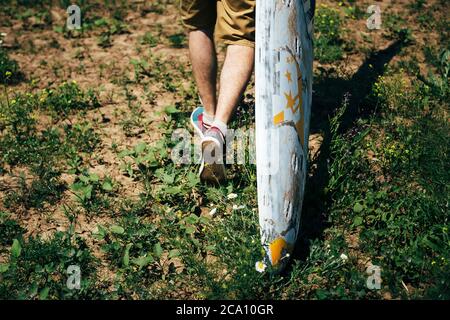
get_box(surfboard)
[255,0,314,270]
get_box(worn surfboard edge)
[255,0,314,271]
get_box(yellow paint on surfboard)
[284,90,299,114]
[273,111,285,125]
[269,237,288,266]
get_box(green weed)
[139,31,159,47]
[314,5,344,63]
[71,171,115,214]
[4,163,66,210]
[0,212,26,247]
[0,49,23,84]
[0,232,100,299]
[39,81,101,118]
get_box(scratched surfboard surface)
[255,0,314,270]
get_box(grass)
[0,0,449,299]
[0,84,100,167]
[139,31,159,48]
[39,81,101,118]
[70,171,116,214]
[0,231,100,299]
[323,67,449,298]
[0,49,23,84]
[4,164,66,210]
[314,4,345,63]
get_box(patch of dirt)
[0,4,192,237]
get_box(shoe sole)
[199,139,226,183]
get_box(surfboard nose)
[269,237,291,266]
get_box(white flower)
[232,204,245,210]
[209,208,217,216]
[227,193,238,200]
[340,253,348,261]
[255,261,267,273]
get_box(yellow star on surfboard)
[285,70,292,83]
[284,90,299,114]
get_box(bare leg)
[199,45,254,183]
[188,30,217,115]
[215,45,255,124]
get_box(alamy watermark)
[66,265,81,290]
[366,265,382,290]
[66,4,81,30]
[171,128,287,176]
[367,4,382,30]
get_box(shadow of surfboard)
[292,36,410,265]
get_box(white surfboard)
[255,0,314,270]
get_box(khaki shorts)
[180,0,255,47]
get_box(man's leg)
[198,0,255,183]
[200,45,254,184]
[188,30,217,117]
[214,45,255,125]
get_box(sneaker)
[190,106,210,137]
[199,127,226,183]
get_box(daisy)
[255,261,267,273]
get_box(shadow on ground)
[292,37,408,263]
